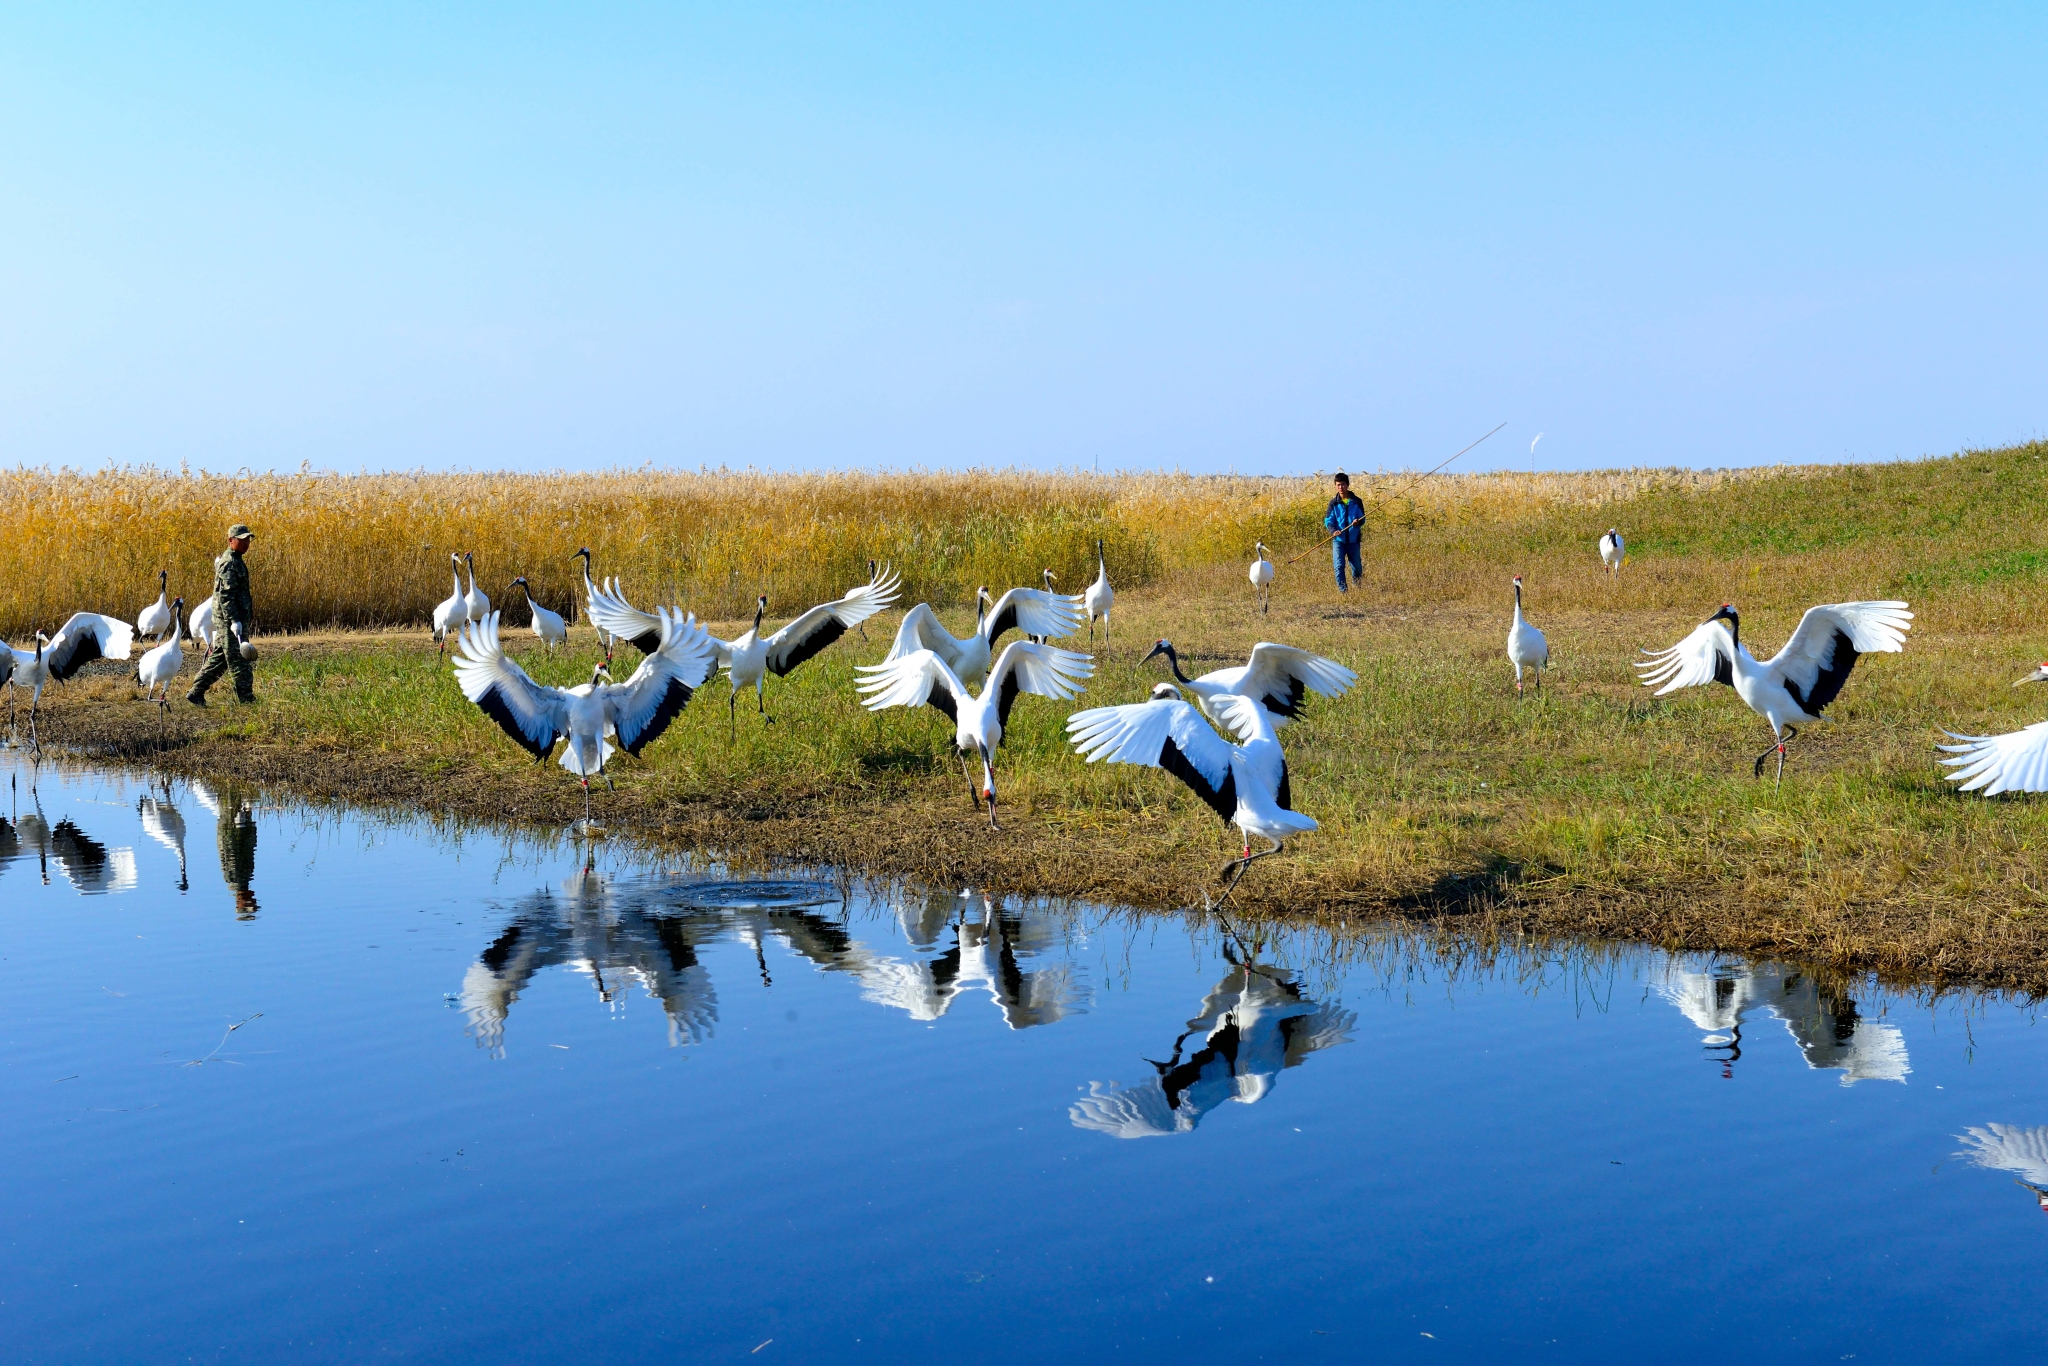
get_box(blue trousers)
[1332,535,1362,591]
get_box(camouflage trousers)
[190,638,255,702]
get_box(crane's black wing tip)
[618,679,697,756]
[476,685,558,762]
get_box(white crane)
[1638,600,1913,786]
[1084,539,1114,642]
[1937,660,2048,795]
[431,553,468,656]
[507,577,568,651]
[1140,640,1356,729]
[188,598,218,652]
[881,583,1081,686]
[1599,529,1626,576]
[1249,543,1275,614]
[1027,569,1063,644]
[570,547,623,656]
[1067,687,1315,892]
[136,570,173,643]
[586,565,902,723]
[2,613,135,748]
[1507,575,1550,694]
[135,597,187,721]
[857,640,1093,830]
[463,552,491,624]
[452,607,717,826]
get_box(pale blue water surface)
[3,754,2045,1363]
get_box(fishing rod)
[1287,421,1508,564]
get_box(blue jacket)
[1325,493,1365,541]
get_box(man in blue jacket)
[1325,472,1365,592]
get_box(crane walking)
[1084,540,1114,642]
[1507,575,1550,694]
[3,613,135,749]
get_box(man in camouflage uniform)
[188,523,257,705]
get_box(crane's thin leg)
[1216,838,1285,903]
[580,777,592,829]
[959,752,980,808]
[728,689,738,738]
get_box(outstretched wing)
[1066,697,1238,823]
[856,648,967,724]
[604,608,719,755]
[983,587,1082,647]
[1938,721,2048,796]
[1234,643,1357,723]
[764,564,903,677]
[882,602,968,664]
[452,612,568,761]
[985,641,1094,728]
[44,613,135,680]
[1765,600,1912,714]
[1636,620,1736,695]
[584,576,664,656]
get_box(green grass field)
[34,441,2048,991]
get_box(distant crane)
[1507,575,1550,694]
[431,553,468,656]
[136,570,173,643]
[858,640,1092,830]
[587,565,902,724]
[1067,687,1315,894]
[1599,529,1626,577]
[1084,540,1114,642]
[1249,543,1276,614]
[508,577,568,652]
[1638,600,1913,786]
[463,552,491,624]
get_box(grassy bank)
[18,443,2048,993]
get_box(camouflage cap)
[227,523,254,540]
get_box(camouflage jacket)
[213,549,254,628]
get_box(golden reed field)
[0,462,1777,638]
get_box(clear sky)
[3,3,2043,475]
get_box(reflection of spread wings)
[1958,1123,2048,1186]
[1070,1079,1184,1139]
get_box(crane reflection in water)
[0,777,138,894]
[1069,948,1356,1139]
[458,874,1087,1056]
[1956,1124,2048,1217]
[1655,961,1909,1084]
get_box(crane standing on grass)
[3,613,136,748]
[1507,575,1550,694]
[1084,540,1114,642]
[1249,544,1275,614]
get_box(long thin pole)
[1287,421,1507,564]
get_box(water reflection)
[0,787,138,894]
[460,878,1089,1053]
[1070,952,1355,1138]
[858,891,1087,1028]
[463,867,722,1054]
[1657,962,1909,1084]
[192,782,259,918]
[1957,1125,2048,1215]
[138,790,190,892]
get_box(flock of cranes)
[9,522,2048,887]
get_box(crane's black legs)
[1752,725,1799,787]
[1217,837,1285,902]
[958,753,980,809]
[985,790,1000,833]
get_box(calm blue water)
[3,753,2045,1363]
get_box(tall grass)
[0,462,1788,638]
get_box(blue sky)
[2,4,2043,475]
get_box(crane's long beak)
[2014,664,2048,687]
[1140,640,1168,664]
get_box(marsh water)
[3,754,2046,1363]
